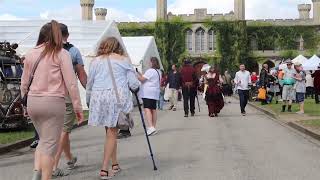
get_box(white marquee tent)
[292,55,308,64]
[122,36,163,73]
[0,20,126,109]
[303,55,320,71]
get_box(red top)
[251,75,258,83]
[180,65,197,87]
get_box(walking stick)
[133,91,158,171]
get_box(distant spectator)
[259,64,269,105]
[167,64,181,111]
[294,63,306,114]
[306,71,314,99]
[158,70,167,110]
[312,69,320,104]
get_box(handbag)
[21,53,44,107]
[257,87,267,100]
[106,57,134,130]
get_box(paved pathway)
[1,98,320,180]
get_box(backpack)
[63,43,78,67]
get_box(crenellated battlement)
[246,18,315,26]
[80,0,94,7]
[168,9,235,22]
[298,4,311,11]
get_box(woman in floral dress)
[86,37,140,179]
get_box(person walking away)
[234,64,251,116]
[221,70,233,103]
[280,60,296,112]
[306,71,314,99]
[167,64,181,111]
[137,57,161,136]
[259,63,269,105]
[205,66,224,117]
[312,69,320,104]
[294,63,306,114]
[158,70,167,110]
[52,23,88,177]
[86,37,140,179]
[21,20,84,180]
[180,60,198,117]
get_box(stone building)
[80,0,320,67]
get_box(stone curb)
[246,100,320,141]
[0,120,88,155]
[247,102,279,120]
[287,121,320,142]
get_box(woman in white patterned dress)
[86,37,140,179]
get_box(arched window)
[195,28,205,52]
[186,29,193,51]
[208,29,214,51]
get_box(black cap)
[60,23,69,37]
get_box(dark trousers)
[316,91,320,104]
[238,89,249,113]
[306,87,314,99]
[182,88,196,115]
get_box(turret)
[313,0,320,23]
[234,0,245,20]
[298,4,311,19]
[157,0,167,20]
[95,8,107,21]
[80,0,94,20]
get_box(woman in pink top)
[21,20,84,180]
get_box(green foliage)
[206,20,254,73]
[154,18,191,70]
[247,26,320,51]
[119,22,155,36]
[279,50,299,59]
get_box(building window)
[186,30,193,51]
[195,28,205,52]
[208,29,214,51]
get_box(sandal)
[100,170,113,180]
[112,164,121,174]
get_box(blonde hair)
[97,37,125,56]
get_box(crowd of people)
[254,60,320,114]
[22,20,320,180]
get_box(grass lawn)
[0,110,89,145]
[258,99,320,116]
[300,119,320,127]
[298,119,320,132]
[0,130,34,145]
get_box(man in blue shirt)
[52,24,87,177]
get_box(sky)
[0,0,314,21]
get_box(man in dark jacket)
[259,63,269,105]
[180,60,198,117]
[312,68,320,104]
[167,64,181,111]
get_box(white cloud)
[101,8,145,22]
[39,6,81,20]
[143,8,157,21]
[0,14,25,20]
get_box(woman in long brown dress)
[205,66,224,117]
